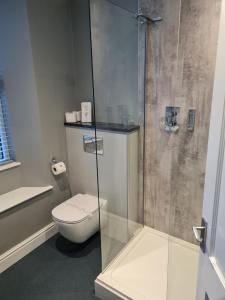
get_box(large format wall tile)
[142,0,221,243]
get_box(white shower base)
[95,226,199,300]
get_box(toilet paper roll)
[51,162,66,176]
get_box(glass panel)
[90,0,144,270]
[91,0,139,124]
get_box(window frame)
[0,81,13,165]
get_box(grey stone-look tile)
[142,0,222,243]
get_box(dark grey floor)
[0,233,101,300]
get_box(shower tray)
[95,226,199,300]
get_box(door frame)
[197,0,225,298]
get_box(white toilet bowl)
[52,194,107,243]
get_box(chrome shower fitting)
[165,106,180,133]
[135,9,162,23]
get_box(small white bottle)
[75,111,81,122]
[65,112,76,123]
[81,102,92,123]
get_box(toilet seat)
[52,194,105,225]
[52,203,88,224]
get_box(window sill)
[0,162,21,172]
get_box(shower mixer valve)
[165,106,180,133]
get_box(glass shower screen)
[90,0,145,270]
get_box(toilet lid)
[52,202,88,224]
[67,194,106,215]
[52,194,107,224]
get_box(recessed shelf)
[0,186,53,214]
[64,122,140,133]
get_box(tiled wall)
[141,0,222,243]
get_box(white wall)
[70,0,94,108]
[0,0,72,254]
[27,0,75,184]
[0,0,45,186]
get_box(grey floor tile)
[0,233,101,300]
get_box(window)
[0,79,12,165]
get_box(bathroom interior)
[0,0,224,299]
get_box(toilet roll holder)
[51,157,58,165]
[50,157,67,176]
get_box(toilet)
[52,194,107,243]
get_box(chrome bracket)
[193,218,207,253]
[135,9,162,23]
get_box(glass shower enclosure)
[90,0,145,270]
[89,0,214,299]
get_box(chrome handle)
[193,226,206,243]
